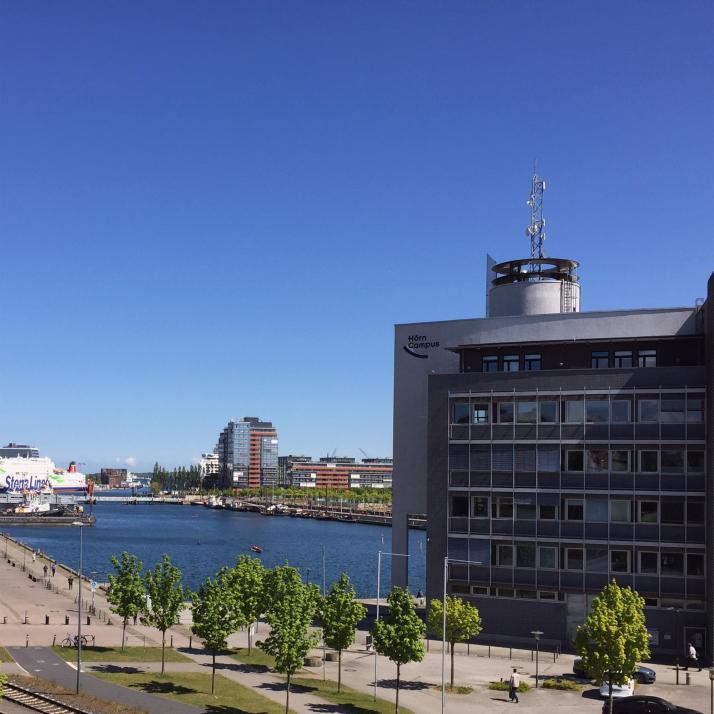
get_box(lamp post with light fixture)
[531,630,543,688]
[72,521,85,694]
[708,666,714,714]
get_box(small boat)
[249,545,263,553]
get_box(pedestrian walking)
[68,576,74,590]
[685,642,702,671]
[43,564,48,578]
[509,668,520,703]
[32,551,36,563]
[51,562,56,577]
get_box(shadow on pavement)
[258,680,315,694]
[88,664,144,674]
[581,687,603,700]
[127,678,198,696]
[376,678,433,691]
[305,703,388,714]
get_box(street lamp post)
[373,550,410,701]
[72,521,85,694]
[708,667,714,714]
[531,630,543,688]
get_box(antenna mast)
[525,163,546,271]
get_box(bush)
[488,680,530,693]
[542,677,583,691]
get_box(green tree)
[317,573,366,692]
[574,580,650,714]
[259,565,320,714]
[192,569,239,694]
[225,555,265,654]
[106,551,145,651]
[142,554,189,674]
[373,587,426,712]
[427,595,482,687]
[0,672,6,700]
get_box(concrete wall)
[488,279,580,317]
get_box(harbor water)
[1,500,426,596]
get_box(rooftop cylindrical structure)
[487,257,580,317]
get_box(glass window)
[586,448,609,472]
[639,552,658,574]
[638,349,657,367]
[496,588,514,598]
[452,402,470,424]
[538,590,557,600]
[539,547,557,569]
[472,496,489,518]
[585,497,608,523]
[492,445,513,471]
[470,445,490,471]
[687,397,704,422]
[498,402,514,424]
[516,401,537,424]
[610,500,632,522]
[449,444,468,470]
[686,600,705,611]
[611,550,631,573]
[591,351,609,368]
[661,399,685,423]
[539,504,557,520]
[496,544,513,566]
[611,400,631,423]
[482,356,498,372]
[564,399,584,423]
[565,548,583,570]
[613,350,633,368]
[586,548,608,572]
[661,553,684,576]
[516,544,536,568]
[687,553,705,577]
[687,501,704,523]
[661,449,684,473]
[611,450,631,472]
[503,355,519,372]
[539,400,557,423]
[471,586,489,596]
[566,499,584,521]
[661,500,684,524]
[537,445,559,472]
[492,497,513,519]
[451,496,468,517]
[639,450,658,472]
[516,589,538,599]
[638,399,659,422]
[524,354,541,371]
[687,451,705,473]
[566,450,584,471]
[473,403,489,424]
[516,502,536,520]
[586,399,609,423]
[470,539,490,566]
[514,445,536,471]
[638,501,658,523]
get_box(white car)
[599,678,634,699]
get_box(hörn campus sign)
[403,334,440,359]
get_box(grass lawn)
[230,647,276,670]
[52,645,191,663]
[94,670,287,714]
[292,676,415,714]
[0,647,14,662]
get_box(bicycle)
[60,633,88,648]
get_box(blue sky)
[1,1,712,472]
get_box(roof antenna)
[525,161,546,271]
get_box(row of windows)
[451,396,704,425]
[478,349,658,373]
[450,495,705,524]
[488,543,705,576]
[449,445,705,474]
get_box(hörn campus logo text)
[403,334,440,359]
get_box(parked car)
[599,678,634,699]
[573,658,656,683]
[604,695,703,713]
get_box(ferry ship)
[0,457,87,494]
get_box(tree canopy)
[106,551,145,651]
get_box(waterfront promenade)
[1,535,710,713]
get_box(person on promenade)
[32,551,36,563]
[509,668,520,703]
[68,576,74,590]
[685,642,702,671]
[51,563,56,577]
[43,564,48,578]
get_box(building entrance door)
[685,626,706,662]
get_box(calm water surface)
[3,500,426,596]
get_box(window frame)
[610,550,631,573]
[610,400,631,423]
[472,496,489,518]
[638,399,659,423]
[613,350,633,368]
[591,351,609,369]
[638,551,659,575]
[502,355,519,372]
[638,500,659,524]
[638,349,657,367]
[539,400,558,424]
[482,356,498,373]
[524,353,542,371]
[472,402,489,424]
[538,546,557,570]
[564,548,584,571]
[639,450,659,473]
[565,498,584,521]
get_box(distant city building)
[100,468,128,488]
[199,453,220,481]
[216,418,279,488]
[0,443,39,458]
[278,455,312,486]
[289,456,393,490]
[126,471,151,488]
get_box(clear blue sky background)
[1,1,712,472]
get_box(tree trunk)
[248,622,252,655]
[450,642,455,688]
[338,649,342,693]
[608,678,613,714]
[121,617,127,652]
[161,631,166,674]
[211,651,216,694]
[286,672,291,714]
[395,663,400,713]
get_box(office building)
[199,452,220,482]
[216,417,278,488]
[0,443,39,458]
[289,456,393,489]
[100,468,128,488]
[392,173,714,658]
[278,455,312,486]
